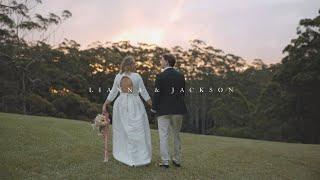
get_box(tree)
[273,9,320,143]
[0,0,71,114]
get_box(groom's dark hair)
[163,53,176,67]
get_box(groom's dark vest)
[152,67,188,116]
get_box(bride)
[102,56,152,166]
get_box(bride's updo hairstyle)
[120,56,135,74]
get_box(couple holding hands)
[101,54,187,168]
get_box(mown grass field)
[0,112,319,180]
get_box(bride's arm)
[102,100,111,114]
[102,74,119,113]
[138,74,152,106]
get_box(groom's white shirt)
[151,66,174,113]
[162,66,173,72]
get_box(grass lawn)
[0,112,320,179]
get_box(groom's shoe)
[172,161,181,167]
[158,162,169,168]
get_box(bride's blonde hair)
[120,56,135,74]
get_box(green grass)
[0,112,320,180]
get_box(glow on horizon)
[112,27,165,45]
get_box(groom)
[151,53,188,168]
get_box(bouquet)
[92,114,109,135]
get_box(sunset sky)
[37,0,320,64]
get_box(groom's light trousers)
[157,114,183,165]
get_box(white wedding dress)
[106,72,152,166]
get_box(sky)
[35,0,320,64]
